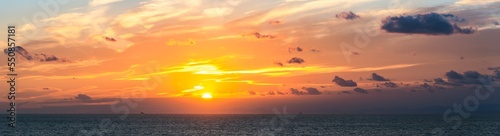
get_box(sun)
[202,93,212,99]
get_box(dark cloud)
[487,67,500,80]
[287,57,305,64]
[381,13,476,35]
[289,87,322,95]
[288,47,303,53]
[267,91,275,95]
[276,91,285,95]
[248,32,276,39]
[370,73,390,81]
[4,46,33,60]
[3,46,69,62]
[336,11,360,20]
[494,70,500,79]
[310,49,321,52]
[434,78,462,86]
[35,53,67,62]
[74,94,92,101]
[351,51,360,55]
[296,47,303,52]
[338,91,352,94]
[421,83,431,88]
[301,87,322,95]
[463,71,481,79]
[289,88,305,95]
[440,14,466,22]
[104,36,116,42]
[274,61,284,67]
[446,70,465,80]
[433,78,446,84]
[353,88,368,94]
[332,76,357,87]
[431,70,498,87]
[444,70,490,85]
[420,83,435,93]
[248,91,256,95]
[380,82,398,88]
[487,66,500,71]
[493,21,500,26]
[288,47,321,53]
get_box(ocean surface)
[0,114,499,135]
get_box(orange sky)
[1,0,500,114]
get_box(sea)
[0,114,499,135]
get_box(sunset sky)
[1,0,500,114]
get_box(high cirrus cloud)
[381,13,476,35]
[332,76,357,87]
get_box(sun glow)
[202,93,213,99]
[182,85,205,93]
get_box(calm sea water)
[0,114,499,135]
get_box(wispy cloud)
[349,64,420,72]
[15,59,108,73]
[455,0,500,5]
